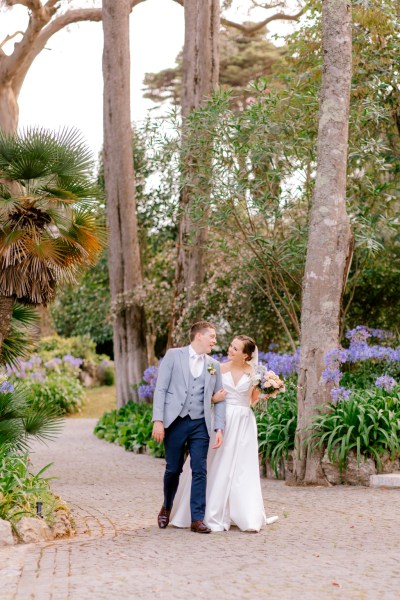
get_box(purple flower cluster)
[330,386,351,403]
[258,349,300,378]
[323,325,400,398]
[346,326,394,343]
[6,353,83,382]
[0,380,14,393]
[375,375,397,391]
[138,365,159,400]
[62,355,83,368]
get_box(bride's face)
[227,338,246,363]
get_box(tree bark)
[293,0,353,485]
[0,294,15,349]
[102,0,147,407]
[169,0,220,344]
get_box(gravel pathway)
[1,419,399,599]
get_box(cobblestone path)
[1,419,399,599]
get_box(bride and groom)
[152,320,278,533]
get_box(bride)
[170,335,278,532]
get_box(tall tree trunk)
[293,0,353,485]
[169,0,220,345]
[102,0,147,407]
[0,84,19,134]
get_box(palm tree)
[0,127,105,348]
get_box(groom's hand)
[212,430,223,449]
[152,421,165,443]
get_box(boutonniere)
[207,363,216,376]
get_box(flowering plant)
[207,364,217,376]
[250,365,285,399]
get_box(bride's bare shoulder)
[220,361,231,374]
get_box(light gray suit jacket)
[152,346,226,436]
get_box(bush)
[24,374,85,415]
[94,402,164,458]
[255,379,297,476]
[102,366,115,386]
[37,334,101,364]
[0,447,55,525]
[308,387,400,471]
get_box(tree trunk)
[102,0,147,407]
[293,0,353,485]
[0,295,15,349]
[169,0,220,344]
[0,84,19,134]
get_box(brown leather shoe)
[158,506,171,529]
[191,520,211,534]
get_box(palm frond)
[0,127,103,307]
[0,303,38,367]
[0,384,63,450]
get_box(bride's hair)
[234,335,256,361]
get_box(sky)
[0,0,296,159]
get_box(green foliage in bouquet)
[94,402,164,458]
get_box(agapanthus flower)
[330,387,351,403]
[375,375,397,391]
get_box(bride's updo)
[235,335,256,362]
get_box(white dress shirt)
[189,344,205,378]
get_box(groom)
[152,321,226,534]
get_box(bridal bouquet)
[250,365,285,399]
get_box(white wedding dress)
[170,371,268,532]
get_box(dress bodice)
[222,371,252,407]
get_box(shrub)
[24,374,85,415]
[0,447,55,525]
[102,366,115,386]
[307,387,400,470]
[94,402,164,457]
[37,334,101,364]
[255,379,297,476]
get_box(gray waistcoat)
[179,363,206,420]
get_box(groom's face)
[196,328,217,354]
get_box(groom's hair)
[189,320,216,341]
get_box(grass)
[69,385,116,419]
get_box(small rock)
[321,450,343,485]
[15,517,54,543]
[344,451,376,486]
[52,510,74,538]
[0,518,15,546]
[378,452,400,474]
[79,370,94,388]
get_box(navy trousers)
[163,415,209,521]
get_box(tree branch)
[221,9,305,34]
[0,31,24,51]
[2,0,144,95]
[172,0,304,34]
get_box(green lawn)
[69,385,116,419]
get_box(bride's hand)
[212,388,226,404]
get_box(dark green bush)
[255,379,297,476]
[308,387,400,470]
[94,402,164,458]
